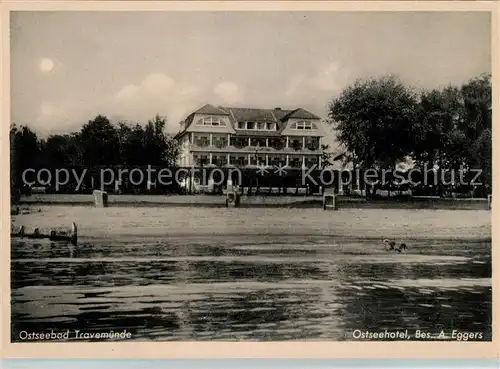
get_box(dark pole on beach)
[253,144,262,196]
[189,166,193,195]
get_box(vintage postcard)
[1,0,498,359]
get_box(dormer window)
[238,121,277,130]
[291,121,318,130]
[195,116,227,127]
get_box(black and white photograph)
[5,2,495,353]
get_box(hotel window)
[250,137,266,147]
[290,138,303,151]
[269,138,285,150]
[215,155,228,166]
[305,137,320,151]
[291,121,317,130]
[213,136,228,148]
[247,122,255,130]
[266,123,276,131]
[305,157,319,168]
[194,154,209,166]
[270,156,284,166]
[195,116,227,127]
[235,156,247,166]
[289,157,302,168]
[230,137,247,148]
[237,122,246,129]
[257,122,266,130]
[194,134,210,147]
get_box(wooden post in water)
[93,190,108,207]
[70,222,78,246]
[488,194,492,210]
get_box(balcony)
[268,138,285,151]
[250,138,267,148]
[268,156,286,167]
[213,139,228,149]
[289,140,303,151]
[230,137,248,149]
[288,158,302,168]
[305,138,320,151]
[193,155,210,166]
[190,134,321,154]
[305,158,319,168]
[193,139,210,148]
[212,155,228,167]
[229,156,248,166]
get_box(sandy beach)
[11,205,491,241]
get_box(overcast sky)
[11,11,491,138]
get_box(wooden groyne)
[11,222,78,246]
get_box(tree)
[328,75,418,171]
[10,124,41,189]
[39,133,82,168]
[116,122,145,165]
[413,75,491,195]
[470,128,491,195]
[328,75,418,197]
[412,86,465,171]
[142,114,179,166]
[78,115,119,166]
[462,74,492,193]
[461,74,491,135]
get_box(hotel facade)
[175,104,325,169]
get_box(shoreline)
[16,194,491,210]
[11,200,491,241]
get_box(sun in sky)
[39,58,55,73]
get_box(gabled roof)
[221,107,278,123]
[175,104,321,138]
[282,108,321,120]
[272,108,293,121]
[174,104,230,138]
[195,104,230,116]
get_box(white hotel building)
[175,104,326,169]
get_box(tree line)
[328,73,492,197]
[10,114,180,189]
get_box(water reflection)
[10,208,492,342]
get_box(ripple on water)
[10,218,492,341]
